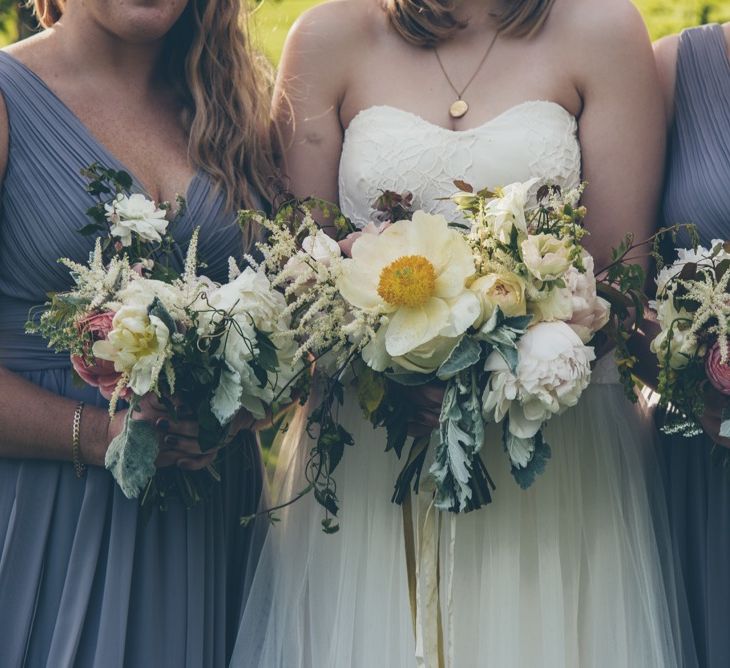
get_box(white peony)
[483,179,537,244]
[482,321,595,439]
[564,254,611,343]
[105,193,169,247]
[113,277,190,322]
[338,211,480,364]
[469,272,527,325]
[93,303,171,395]
[521,233,573,282]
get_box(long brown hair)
[386,0,555,46]
[30,0,279,211]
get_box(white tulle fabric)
[233,102,695,668]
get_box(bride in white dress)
[234,0,696,665]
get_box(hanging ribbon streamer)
[402,487,445,668]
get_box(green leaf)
[115,170,133,190]
[437,336,481,380]
[211,366,242,425]
[357,366,386,417]
[385,369,435,386]
[148,298,177,336]
[78,223,105,236]
[255,328,279,372]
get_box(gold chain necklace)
[434,31,499,119]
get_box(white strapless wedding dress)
[233,102,696,667]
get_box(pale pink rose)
[338,221,391,258]
[71,311,130,400]
[706,342,730,396]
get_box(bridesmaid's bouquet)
[650,238,730,437]
[27,165,302,509]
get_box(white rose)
[527,284,574,323]
[482,321,594,439]
[470,272,527,325]
[105,193,169,247]
[114,277,188,320]
[484,180,536,244]
[301,230,342,267]
[93,303,171,395]
[521,233,573,282]
[563,255,611,343]
[650,297,698,370]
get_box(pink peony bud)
[337,221,391,258]
[706,341,730,396]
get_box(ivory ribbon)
[402,489,445,668]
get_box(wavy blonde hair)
[30,0,279,211]
[386,0,555,46]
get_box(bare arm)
[273,3,354,206]
[572,1,666,273]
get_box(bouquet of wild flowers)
[27,164,302,509]
[650,239,730,438]
[241,181,652,530]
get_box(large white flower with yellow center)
[338,212,480,362]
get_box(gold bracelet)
[72,402,87,479]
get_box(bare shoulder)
[2,31,53,70]
[284,0,380,60]
[548,0,650,51]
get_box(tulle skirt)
[233,360,696,667]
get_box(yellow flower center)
[377,255,437,308]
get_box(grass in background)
[252,0,730,63]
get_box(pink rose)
[706,342,730,396]
[338,221,391,258]
[71,311,130,400]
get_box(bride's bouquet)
[650,238,730,437]
[27,165,302,509]
[242,180,637,528]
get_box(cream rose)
[93,303,171,395]
[521,234,573,282]
[470,272,527,324]
[105,193,169,247]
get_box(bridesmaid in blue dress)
[653,23,730,667]
[0,1,277,666]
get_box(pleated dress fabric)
[0,51,263,668]
[660,24,730,668]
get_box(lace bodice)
[338,100,581,228]
[338,100,618,384]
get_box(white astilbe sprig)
[60,238,134,311]
[680,264,730,362]
[183,227,200,283]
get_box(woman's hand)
[699,387,730,449]
[97,396,218,471]
[406,382,445,438]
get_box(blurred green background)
[2,1,729,61]
[249,0,730,63]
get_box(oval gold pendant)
[449,99,469,119]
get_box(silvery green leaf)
[105,410,159,499]
[211,365,243,425]
[495,345,519,373]
[476,307,502,336]
[505,423,551,490]
[503,314,533,332]
[437,336,482,380]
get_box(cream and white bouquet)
[650,238,730,437]
[27,165,301,509]
[243,183,624,527]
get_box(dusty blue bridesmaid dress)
[0,51,263,667]
[661,24,730,668]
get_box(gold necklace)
[434,31,499,119]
